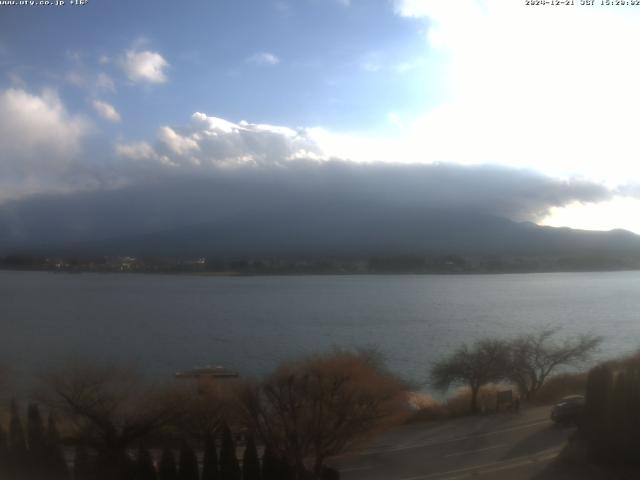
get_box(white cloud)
[7,72,25,87]
[0,88,90,199]
[65,71,86,87]
[361,62,381,72]
[122,49,169,84]
[159,126,199,155]
[116,112,325,171]
[351,1,640,232]
[115,141,158,161]
[92,99,121,123]
[0,88,87,158]
[385,1,640,184]
[247,52,280,66]
[96,73,115,92]
[66,71,116,94]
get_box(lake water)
[2,270,640,388]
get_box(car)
[551,395,585,426]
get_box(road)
[332,406,572,480]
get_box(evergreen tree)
[158,448,178,480]
[178,441,199,480]
[627,363,640,463]
[277,457,292,480]
[260,446,279,480]
[46,413,69,480]
[0,423,9,478]
[73,445,93,480]
[219,425,240,480]
[136,445,157,480]
[583,364,613,461]
[320,466,340,480]
[201,433,219,480]
[241,436,260,480]
[9,400,28,479]
[27,403,47,477]
[609,372,631,462]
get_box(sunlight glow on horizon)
[309,2,640,233]
[541,196,640,234]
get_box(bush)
[579,353,640,465]
[408,384,505,423]
[238,349,408,477]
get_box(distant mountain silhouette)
[9,207,640,259]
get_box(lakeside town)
[3,253,640,276]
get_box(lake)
[1,270,639,389]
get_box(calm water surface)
[2,270,640,386]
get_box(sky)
[3,0,640,238]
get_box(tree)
[27,403,47,477]
[260,445,279,480]
[506,328,601,399]
[175,385,227,442]
[277,457,293,480]
[159,448,178,480]
[609,371,631,461]
[45,413,70,480]
[9,400,28,478]
[0,422,9,478]
[136,445,157,480]
[73,445,93,480]
[238,349,407,479]
[201,433,219,480]
[219,424,240,480]
[44,363,183,479]
[319,466,340,480]
[178,441,199,480]
[580,356,640,464]
[430,339,509,414]
[242,436,261,480]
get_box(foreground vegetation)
[565,351,640,467]
[0,349,408,480]
[429,328,601,413]
[0,328,608,479]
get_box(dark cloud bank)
[1,160,635,258]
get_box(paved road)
[332,406,572,480]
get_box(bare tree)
[506,327,602,400]
[172,384,230,442]
[42,363,184,480]
[237,349,408,479]
[430,339,509,414]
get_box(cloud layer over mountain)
[0,99,615,249]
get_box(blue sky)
[0,0,440,137]
[3,0,640,233]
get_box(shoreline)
[3,266,640,277]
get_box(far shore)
[3,265,640,277]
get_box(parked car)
[551,395,585,426]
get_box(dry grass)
[406,383,506,423]
[406,373,588,424]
